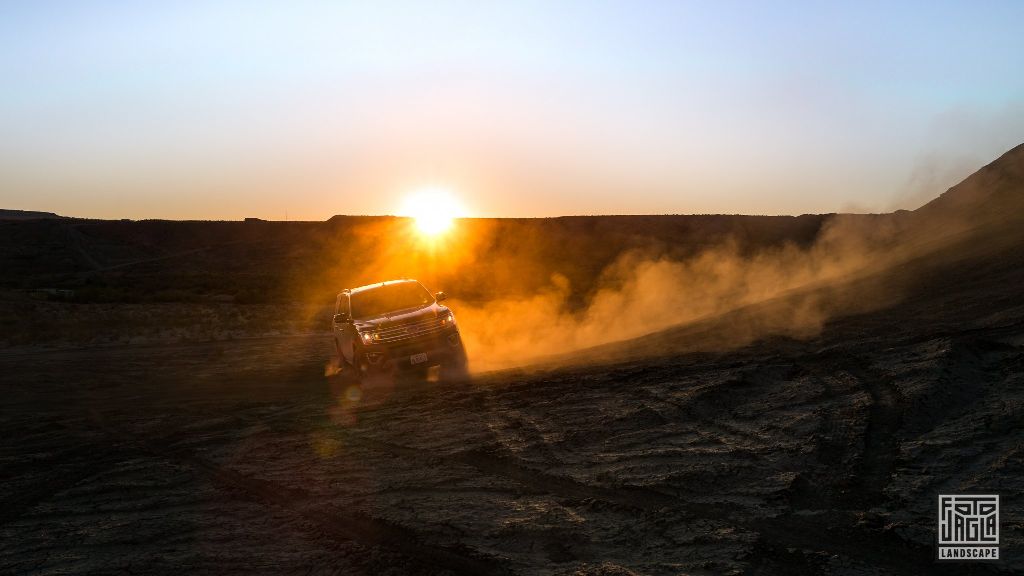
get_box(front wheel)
[441,346,470,381]
[335,339,354,373]
[352,346,393,385]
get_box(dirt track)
[2,276,1022,575]
[4,218,1024,574]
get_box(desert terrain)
[2,145,1023,574]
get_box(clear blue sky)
[1,1,1022,219]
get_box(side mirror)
[333,312,350,324]
[435,291,448,302]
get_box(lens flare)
[399,187,466,237]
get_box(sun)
[399,187,466,237]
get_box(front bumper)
[361,328,464,371]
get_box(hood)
[353,303,446,331]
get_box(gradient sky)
[2,1,1023,220]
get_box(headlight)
[359,331,380,345]
[439,310,456,327]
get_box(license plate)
[409,353,428,365]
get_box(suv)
[332,279,468,379]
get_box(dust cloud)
[451,214,912,372]
[442,144,1024,372]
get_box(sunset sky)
[2,1,1023,220]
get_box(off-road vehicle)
[332,279,468,379]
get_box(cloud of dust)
[451,214,913,372]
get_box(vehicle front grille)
[377,316,447,344]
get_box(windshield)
[350,282,434,319]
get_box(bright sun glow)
[399,187,466,236]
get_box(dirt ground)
[2,230,1023,575]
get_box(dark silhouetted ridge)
[0,209,62,220]
[914,142,1024,223]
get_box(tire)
[356,354,370,380]
[352,345,382,384]
[441,345,470,381]
[335,338,357,379]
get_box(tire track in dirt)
[787,338,1013,510]
[779,371,848,512]
[843,362,902,505]
[83,411,513,576]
